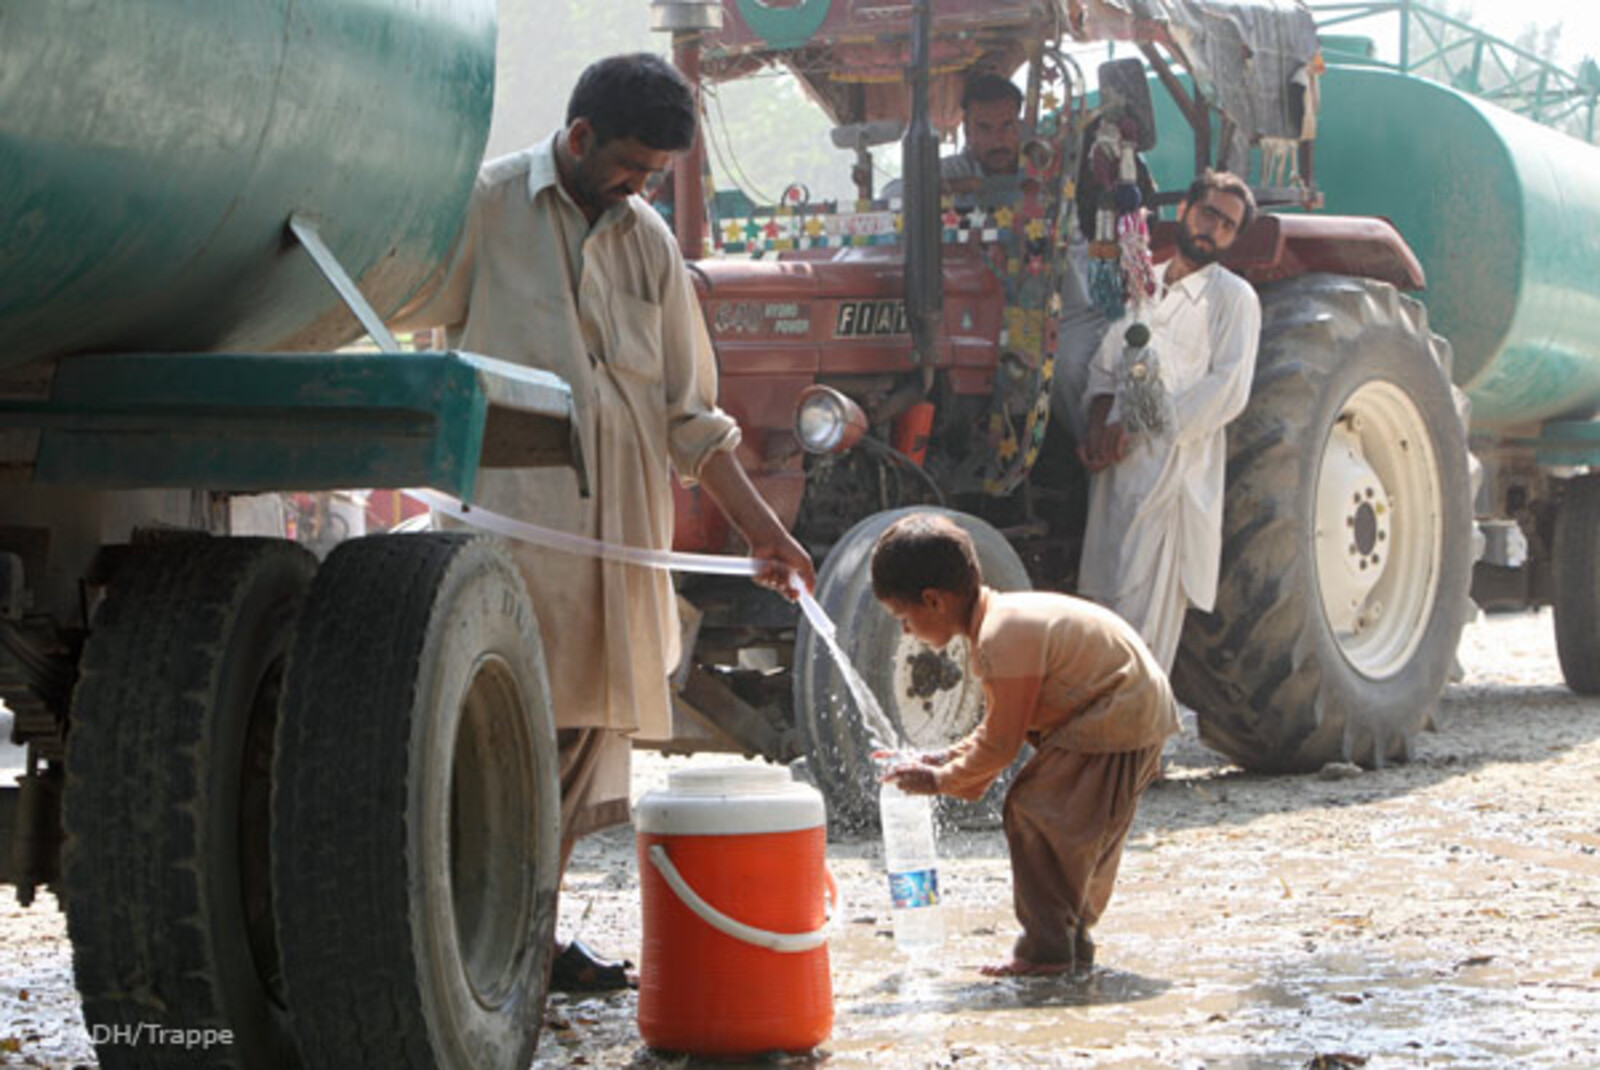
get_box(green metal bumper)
[0,351,584,503]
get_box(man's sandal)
[549,938,638,993]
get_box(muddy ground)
[3,608,1599,1069]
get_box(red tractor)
[650,0,1471,828]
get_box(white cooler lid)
[635,764,825,836]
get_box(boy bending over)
[872,513,1177,977]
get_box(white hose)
[414,490,840,644]
[648,844,836,953]
[409,487,891,741]
[409,489,763,577]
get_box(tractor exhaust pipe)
[653,0,722,262]
[902,0,942,388]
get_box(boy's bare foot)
[979,959,1073,978]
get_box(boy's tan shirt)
[935,588,1180,801]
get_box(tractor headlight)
[794,385,867,454]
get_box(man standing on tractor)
[883,72,1024,200]
[396,52,814,990]
[1075,170,1260,672]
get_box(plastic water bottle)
[879,782,946,955]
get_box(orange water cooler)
[635,765,834,1058]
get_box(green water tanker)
[1,0,492,366]
[1,3,579,1068]
[1307,61,1600,695]
[1313,64,1600,429]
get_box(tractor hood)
[690,245,1004,398]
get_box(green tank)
[0,0,495,370]
[1310,65,1600,431]
[1146,63,1600,431]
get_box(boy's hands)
[873,749,948,795]
[872,748,951,767]
[882,765,939,795]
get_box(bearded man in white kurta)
[396,53,813,988]
[1077,172,1261,671]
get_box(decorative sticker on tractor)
[710,300,813,339]
[975,101,1085,497]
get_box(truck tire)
[1553,473,1600,694]
[1173,275,1472,771]
[63,537,316,1070]
[794,507,1031,831]
[272,534,559,1070]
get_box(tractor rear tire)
[793,506,1031,831]
[1173,275,1473,771]
[63,537,316,1070]
[1553,473,1600,694]
[272,534,559,1070]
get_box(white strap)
[647,844,835,954]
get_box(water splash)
[796,586,905,753]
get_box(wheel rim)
[450,654,538,1007]
[1313,381,1444,678]
[890,634,985,749]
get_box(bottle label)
[887,867,940,909]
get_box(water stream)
[795,586,905,754]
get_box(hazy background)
[486,1,860,205]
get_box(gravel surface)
[3,608,1598,1069]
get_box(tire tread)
[63,537,314,1070]
[1553,474,1600,694]
[1173,275,1471,771]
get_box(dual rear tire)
[64,534,558,1070]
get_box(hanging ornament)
[1115,322,1173,437]
[1118,209,1158,309]
[1084,118,1159,324]
[1087,203,1126,322]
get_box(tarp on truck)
[1072,0,1321,141]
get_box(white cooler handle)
[647,843,838,954]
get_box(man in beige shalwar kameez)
[397,53,813,988]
